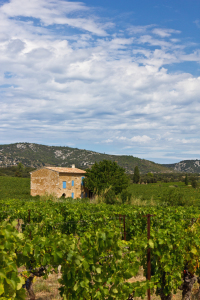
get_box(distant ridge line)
[0,142,178,174]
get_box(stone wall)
[30,168,88,198]
[58,173,86,198]
[30,168,59,196]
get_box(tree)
[15,163,25,177]
[17,162,24,172]
[133,166,140,184]
[84,160,129,195]
[191,177,198,189]
[147,172,153,177]
[185,174,189,186]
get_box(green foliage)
[160,189,187,206]
[191,177,198,188]
[104,188,117,204]
[0,177,34,200]
[17,163,24,172]
[0,221,26,299]
[120,189,132,204]
[1,199,200,299]
[133,166,140,183]
[40,192,58,202]
[128,181,200,205]
[84,160,129,195]
[0,165,35,178]
[147,172,153,177]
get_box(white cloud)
[152,28,181,38]
[0,0,111,36]
[0,0,200,163]
[131,135,152,143]
[128,25,155,34]
[116,135,152,144]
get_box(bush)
[120,189,132,204]
[104,189,117,205]
[161,189,187,206]
[191,177,198,188]
[40,192,58,202]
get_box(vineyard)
[1,197,200,300]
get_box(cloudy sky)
[0,0,200,163]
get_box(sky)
[0,0,200,164]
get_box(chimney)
[72,164,75,168]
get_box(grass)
[26,273,62,300]
[34,281,51,293]
[1,176,200,205]
[0,176,39,201]
[128,181,200,203]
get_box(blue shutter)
[63,181,66,189]
[72,180,74,186]
[72,192,74,199]
[85,192,87,198]
[81,177,84,186]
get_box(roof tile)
[45,167,86,174]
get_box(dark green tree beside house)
[84,160,129,196]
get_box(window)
[71,192,74,199]
[81,177,84,186]
[63,181,66,189]
[72,180,74,186]
[85,192,87,198]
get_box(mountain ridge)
[0,142,172,174]
[162,160,200,173]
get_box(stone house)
[30,165,88,198]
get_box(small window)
[71,192,74,199]
[63,181,66,189]
[72,180,74,186]
[81,177,84,186]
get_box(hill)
[0,142,173,174]
[163,160,200,173]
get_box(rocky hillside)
[163,160,200,173]
[0,142,173,174]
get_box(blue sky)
[0,0,200,164]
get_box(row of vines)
[1,198,200,300]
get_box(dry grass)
[130,196,158,206]
[40,192,58,202]
[25,272,62,300]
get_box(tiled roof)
[45,167,86,174]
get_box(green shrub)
[104,189,117,204]
[120,189,132,204]
[191,177,198,188]
[161,189,187,206]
